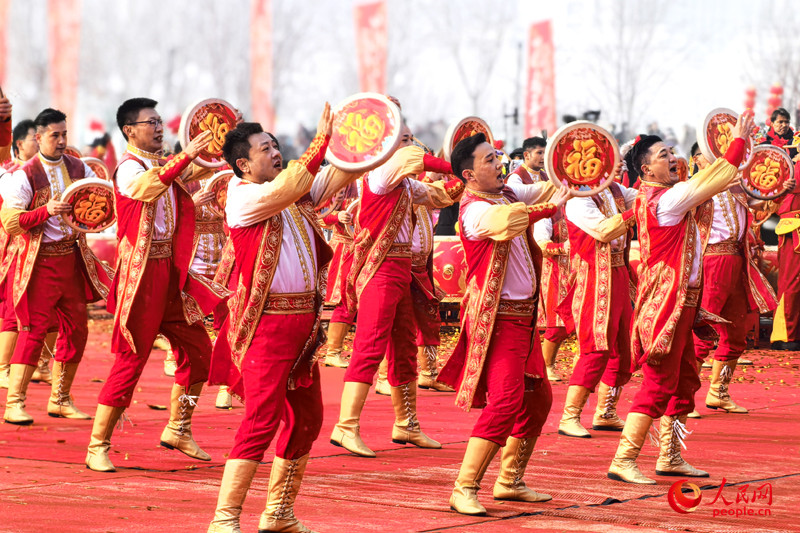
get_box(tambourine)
[696,108,755,169]
[443,116,494,161]
[739,144,794,200]
[203,169,234,217]
[179,98,238,169]
[544,121,620,197]
[326,92,403,172]
[343,198,360,237]
[61,178,116,232]
[81,157,111,182]
[64,146,82,158]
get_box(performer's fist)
[337,211,352,224]
[0,97,11,122]
[551,184,572,207]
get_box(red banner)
[47,0,81,122]
[251,0,275,131]
[524,20,556,137]
[0,0,10,88]
[354,1,387,94]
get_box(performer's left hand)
[612,161,623,181]
[0,97,11,122]
[337,211,353,224]
[192,190,215,206]
[782,177,797,193]
[185,130,213,160]
[317,102,333,138]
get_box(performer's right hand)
[47,198,72,215]
[337,211,352,224]
[191,190,215,206]
[184,130,213,160]
[731,110,755,140]
[0,97,11,122]
[317,102,333,138]
[551,184,572,207]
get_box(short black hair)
[12,119,35,156]
[116,98,158,140]
[450,133,487,182]
[509,148,524,160]
[690,142,700,158]
[522,136,546,152]
[34,108,67,131]
[222,122,282,178]
[624,134,662,183]
[771,107,790,123]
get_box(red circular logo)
[668,479,703,514]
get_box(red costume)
[772,168,800,347]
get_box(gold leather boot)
[215,385,233,409]
[374,357,390,396]
[330,382,375,457]
[0,330,18,389]
[607,412,656,484]
[257,455,317,533]
[417,345,454,392]
[493,437,552,502]
[706,359,748,413]
[47,361,91,419]
[449,437,501,515]
[3,363,36,425]
[558,385,592,438]
[160,382,212,461]
[687,360,703,419]
[207,459,259,533]
[163,349,177,377]
[31,331,56,383]
[542,338,562,382]
[85,404,125,472]
[655,415,709,477]
[322,322,350,368]
[592,383,625,431]
[390,382,441,448]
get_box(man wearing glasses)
[86,97,226,472]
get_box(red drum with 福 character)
[326,92,403,172]
[544,121,620,197]
[179,98,237,169]
[204,169,234,217]
[81,157,111,182]
[61,178,116,233]
[696,108,755,169]
[432,236,468,302]
[740,144,794,200]
[443,117,494,161]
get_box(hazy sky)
[2,0,794,152]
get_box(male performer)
[5,119,38,171]
[762,108,797,160]
[691,148,779,413]
[86,98,224,472]
[1,118,58,387]
[772,163,800,350]
[438,133,569,515]
[507,136,547,185]
[607,112,753,485]
[1,108,113,425]
[330,122,464,458]
[207,107,357,533]
[320,184,358,369]
[0,102,20,389]
[557,175,637,438]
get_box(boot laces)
[177,393,197,436]
[718,364,732,400]
[601,386,619,418]
[116,411,131,431]
[55,364,68,405]
[512,439,529,485]
[424,346,439,375]
[273,460,299,520]
[402,384,417,431]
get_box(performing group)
[0,92,798,533]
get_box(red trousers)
[693,254,749,361]
[98,258,211,407]
[777,244,800,342]
[472,315,553,446]
[410,278,440,347]
[11,252,88,366]
[543,326,568,344]
[569,266,632,391]
[0,273,16,333]
[344,256,417,386]
[329,301,356,325]
[229,312,323,461]
[629,306,700,418]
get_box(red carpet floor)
[1,317,798,532]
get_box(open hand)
[192,190,215,206]
[337,211,353,224]
[551,184,572,207]
[185,130,213,159]
[731,110,755,140]
[47,198,72,215]
[0,97,11,122]
[317,102,333,138]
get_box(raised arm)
[0,96,11,163]
[506,180,556,205]
[462,201,557,242]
